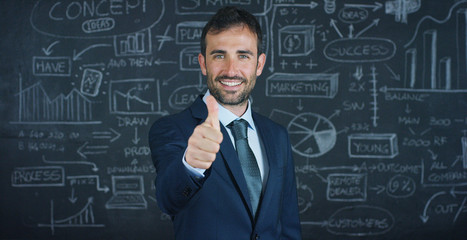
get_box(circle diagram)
[287,112,336,158]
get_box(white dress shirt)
[183,91,269,186]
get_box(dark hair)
[200,6,263,57]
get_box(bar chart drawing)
[11,75,100,125]
[463,137,467,169]
[38,197,105,235]
[457,9,467,89]
[114,29,152,57]
[400,8,467,93]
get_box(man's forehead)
[206,25,257,39]
[206,27,257,45]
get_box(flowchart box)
[33,56,71,76]
[266,73,338,98]
[348,133,398,158]
[12,166,65,187]
[279,25,315,56]
[176,21,205,45]
[327,173,367,201]
[180,47,200,71]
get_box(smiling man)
[148,6,301,240]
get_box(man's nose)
[224,57,237,76]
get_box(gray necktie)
[228,119,262,216]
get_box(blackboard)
[1,0,467,239]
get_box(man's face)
[199,25,266,107]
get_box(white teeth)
[221,81,241,87]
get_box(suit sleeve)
[280,131,302,239]
[148,116,206,216]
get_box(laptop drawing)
[105,175,147,209]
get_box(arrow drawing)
[355,18,380,38]
[330,19,343,38]
[132,127,141,145]
[77,142,109,159]
[92,128,121,142]
[297,99,304,111]
[353,65,364,81]
[344,2,383,12]
[348,24,354,38]
[420,191,446,223]
[73,44,112,61]
[384,63,401,81]
[42,155,98,172]
[370,185,386,194]
[154,58,177,65]
[301,221,328,227]
[405,104,412,114]
[42,41,60,56]
[68,187,78,204]
[67,175,110,193]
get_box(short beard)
[208,75,250,106]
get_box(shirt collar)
[203,90,256,131]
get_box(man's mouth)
[216,76,246,87]
[220,81,242,87]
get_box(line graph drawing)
[38,197,104,235]
[11,74,100,125]
[109,78,164,115]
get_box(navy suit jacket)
[148,96,301,240]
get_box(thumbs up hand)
[203,95,220,131]
[186,95,223,169]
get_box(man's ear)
[256,53,266,76]
[198,53,207,76]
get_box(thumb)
[205,95,220,130]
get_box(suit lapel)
[190,96,255,218]
[253,113,281,222]
[218,126,254,215]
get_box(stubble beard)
[207,73,255,106]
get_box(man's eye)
[214,55,224,59]
[239,55,249,59]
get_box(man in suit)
[148,6,301,239]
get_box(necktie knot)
[229,119,249,141]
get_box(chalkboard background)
[1,0,467,239]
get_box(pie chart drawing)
[287,112,336,158]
